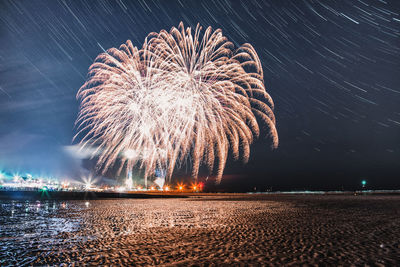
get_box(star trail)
[0,0,399,190]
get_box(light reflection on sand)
[1,195,399,265]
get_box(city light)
[177,183,184,191]
[81,175,98,191]
[85,181,93,190]
[61,181,70,189]
[0,170,206,193]
[116,187,126,192]
[13,175,21,182]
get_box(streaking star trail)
[76,22,278,184]
[0,0,399,189]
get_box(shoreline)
[0,189,399,200]
[0,190,188,200]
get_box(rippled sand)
[1,194,399,265]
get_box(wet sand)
[1,194,399,265]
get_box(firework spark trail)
[76,22,278,184]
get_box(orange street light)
[177,183,184,191]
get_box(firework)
[76,22,278,184]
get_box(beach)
[1,194,399,265]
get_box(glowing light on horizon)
[76,22,278,185]
[125,177,133,189]
[116,187,126,192]
[81,175,98,190]
[61,181,70,188]
[13,175,21,182]
[154,177,165,188]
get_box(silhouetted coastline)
[0,190,188,200]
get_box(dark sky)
[0,0,399,191]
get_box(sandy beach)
[1,194,399,265]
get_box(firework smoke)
[76,22,278,183]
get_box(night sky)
[0,0,399,191]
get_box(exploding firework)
[76,22,278,183]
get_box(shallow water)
[1,195,399,265]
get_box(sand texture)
[1,194,399,265]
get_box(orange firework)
[76,22,278,184]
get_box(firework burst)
[76,22,278,183]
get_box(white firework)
[76,22,278,184]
